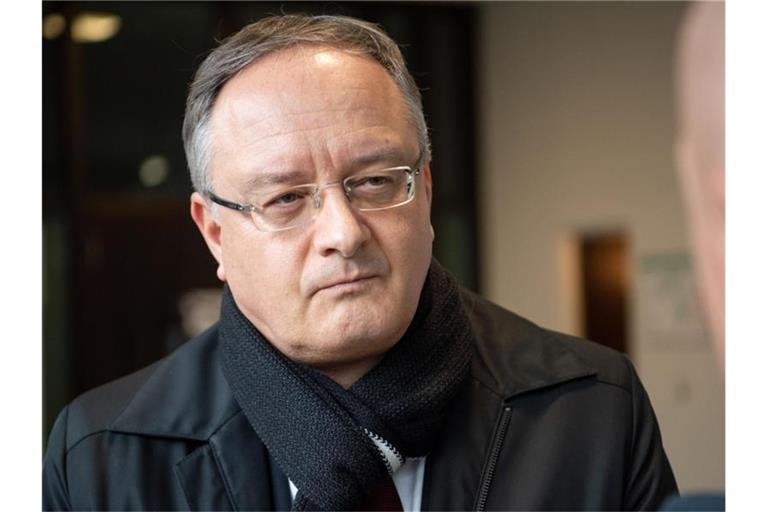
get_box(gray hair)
[182,14,431,194]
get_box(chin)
[297,316,400,365]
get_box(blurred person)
[660,2,725,511]
[43,14,677,511]
[675,1,725,367]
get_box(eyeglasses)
[205,164,422,232]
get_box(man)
[43,14,677,511]
[660,3,725,510]
[674,0,725,368]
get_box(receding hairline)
[183,14,432,195]
[213,41,413,107]
[205,42,422,183]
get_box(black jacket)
[43,290,677,510]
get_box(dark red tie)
[359,476,404,511]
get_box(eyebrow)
[241,147,416,193]
[349,148,411,167]
[243,170,308,192]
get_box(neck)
[315,355,385,389]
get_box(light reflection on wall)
[43,12,122,43]
[178,288,222,339]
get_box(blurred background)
[42,1,723,494]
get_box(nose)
[311,185,371,258]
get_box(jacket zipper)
[474,405,512,512]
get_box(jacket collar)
[460,290,597,399]
[109,325,239,440]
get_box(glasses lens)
[248,167,416,231]
[346,168,413,210]
[252,185,317,231]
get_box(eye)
[363,176,391,187]
[274,192,301,204]
[350,174,395,190]
[263,189,309,208]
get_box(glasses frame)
[205,163,423,232]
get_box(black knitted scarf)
[218,260,474,511]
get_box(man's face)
[191,46,433,377]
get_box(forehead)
[208,45,418,185]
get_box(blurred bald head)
[675,1,725,366]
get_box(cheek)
[381,210,433,281]
[221,226,306,296]
[408,199,434,256]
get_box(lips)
[319,274,376,291]
[321,275,374,290]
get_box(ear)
[190,192,227,282]
[421,163,435,241]
[421,163,433,206]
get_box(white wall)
[477,2,724,492]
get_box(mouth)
[316,274,378,294]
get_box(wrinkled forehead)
[208,45,419,183]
